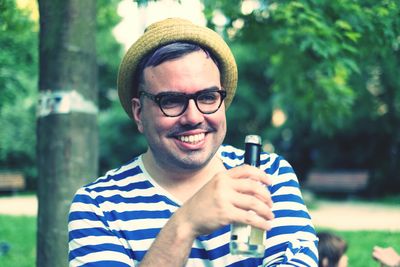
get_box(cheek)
[142,113,175,135]
[211,110,226,129]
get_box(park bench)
[304,170,369,194]
[0,172,26,192]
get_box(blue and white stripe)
[69,144,318,266]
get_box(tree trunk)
[37,1,97,266]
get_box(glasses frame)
[139,88,227,117]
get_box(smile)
[178,133,205,144]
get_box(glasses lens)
[159,94,186,116]
[154,89,225,117]
[197,91,223,113]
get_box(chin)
[174,151,213,170]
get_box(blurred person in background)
[317,231,348,267]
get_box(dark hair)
[317,232,348,267]
[136,42,220,94]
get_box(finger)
[230,192,275,221]
[372,246,383,257]
[228,165,272,186]
[231,207,273,231]
[371,248,383,260]
[231,179,273,207]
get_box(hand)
[372,246,400,267]
[174,164,274,238]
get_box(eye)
[197,92,219,104]
[160,94,186,109]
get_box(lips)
[178,133,205,144]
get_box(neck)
[141,150,225,202]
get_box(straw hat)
[117,17,238,118]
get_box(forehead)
[140,42,220,71]
[142,51,221,94]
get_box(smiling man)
[68,18,318,267]
[134,48,226,173]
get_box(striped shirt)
[69,144,318,266]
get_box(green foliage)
[0,0,38,183]
[1,0,399,194]
[95,0,147,174]
[0,0,129,185]
[208,0,364,133]
[204,0,400,193]
[96,0,124,109]
[99,97,147,173]
[0,0,38,110]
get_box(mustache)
[167,124,216,137]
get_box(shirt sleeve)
[262,154,319,267]
[68,187,135,267]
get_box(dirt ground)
[0,195,37,216]
[0,195,399,231]
[309,200,400,231]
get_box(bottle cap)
[245,135,262,145]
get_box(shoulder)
[78,156,144,193]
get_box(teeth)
[179,133,205,144]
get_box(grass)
[0,215,36,267]
[0,215,399,267]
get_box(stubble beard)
[149,139,219,173]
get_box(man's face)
[132,50,227,171]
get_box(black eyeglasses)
[139,88,227,117]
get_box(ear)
[131,98,144,133]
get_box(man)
[69,18,318,266]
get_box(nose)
[179,99,204,125]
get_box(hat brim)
[117,18,238,119]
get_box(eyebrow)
[156,86,222,95]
